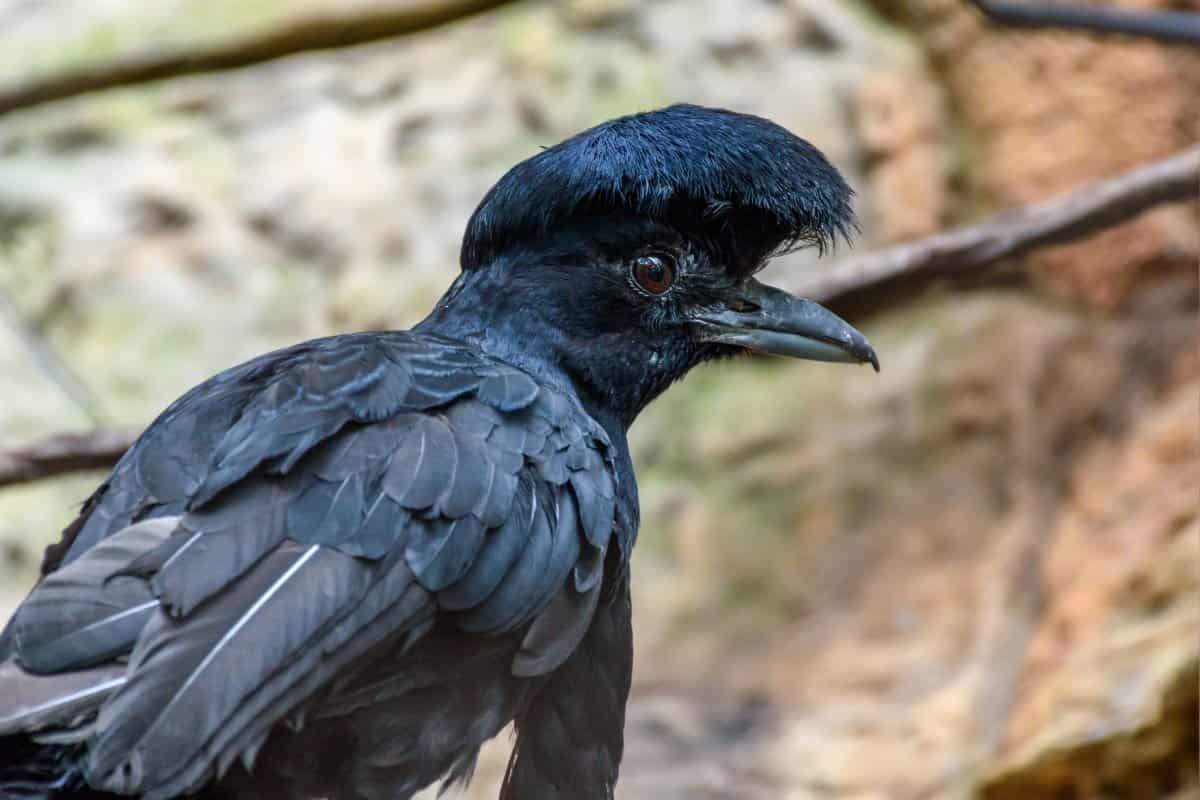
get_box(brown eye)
[631,254,675,295]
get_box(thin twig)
[0,0,521,116]
[0,289,107,425]
[784,144,1200,311]
[0,430,135,488]
[967,0,1200,45]
[1,147,1196,488]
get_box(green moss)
[31,20,131,75]
[497,6,565,73]
[0,0,287,94]
[0,215,59,317]
[81,90,164,135]
[836,0,925,53]
[627,296,1017,628]
[176,134,237,197]
[176,0,289,41]
[632,355,843,477]
[566,56,668,131]
[630,355,853,619]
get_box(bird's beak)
[691,279,879,371]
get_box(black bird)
[0,104,877,800]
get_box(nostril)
[728,299,761,313]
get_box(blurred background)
[0,0,1197,797]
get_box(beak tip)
[853,338,879,372]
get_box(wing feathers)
[437,477,536,612]
[0,660,126,733]
[3,333,625,799]
[457,487,555,634]
[440,430,494,519]
[13,517,178,673]
[407,515,486,592]
[120,555,433,799]
[476,371,540,412]
[512,577,602,678]
[88,543,368,795]
[151,480,293,617]
[382,415,436,506]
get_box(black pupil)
[645,261,664,281]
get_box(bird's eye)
[631,254,675,295]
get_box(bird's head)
[423,104,878,427]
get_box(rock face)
[629,287,1196,800]
[983,367,1199,800]
[0,1,1196,799]
[872,0,1200,308]
[854,66,949,243]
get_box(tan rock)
[982,375,1200,798]
[877,0,1200,308]
[855,68,948,242]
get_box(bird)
[0,103,878,800]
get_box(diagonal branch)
[0,289,108,425]
[1,146,1196,489]
[0,0,521,116]
[783,144,1200,312]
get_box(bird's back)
[0,329,629,799]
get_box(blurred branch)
[967,0,1200,45]
[3,147,1197,488]
[786,144,1200,313]
[0,430,135,488]
[0,0,521,116]
[0,289,107,425]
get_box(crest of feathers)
[461,103,856,275]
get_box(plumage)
[458,486,557,636]
[460,103,854,273]
[0,104,876,800]
[0,660,126,733]
[406,515,485,591]
[385,415,458,510]
[512,575,602,678]
[11,518,176,673]
[88,543,369,796]
[437,476,538,613]
[151,482,293,617]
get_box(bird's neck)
[415,265,668,435]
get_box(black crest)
[461,103,855,274]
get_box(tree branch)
[783,144,1200,313]
[0,430,136,488]
[0,0,521,116]
[1,147,1196,489]
[967,0,1200,45]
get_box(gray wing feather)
[12,518,178,673]
[0,660,126,733]
[512,576,602,678]
[87,543,378,795]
